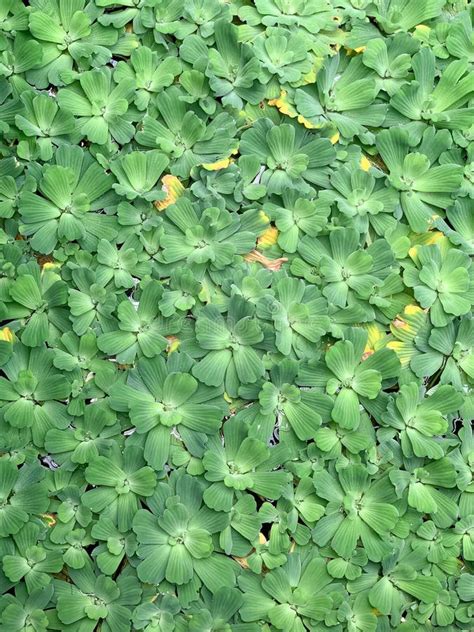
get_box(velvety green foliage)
[0,0,472,630]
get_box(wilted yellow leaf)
[155,175,185,211]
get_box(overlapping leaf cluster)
[0,0,473,630]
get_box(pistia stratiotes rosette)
[238,0,335,34]
[239,118,336,195]
[90,516,137,576]
[204,19,266,110]
[389,457,460,528]
[110,352,226,470]
[109,150,169,202]
[82,445,157,532]
[298,329,400,430]
[296,226,396,313]
[238,553,336,629]
[201,417,291,512]
[312,464,400,563]
[381,382,464,460]
[56,67,137,145]
[135,87,238,178]
[2,523,63,593]
[390,47,474,129]
[97,279,181,363]
[0,583,54,632]
[133,472,236,591]
[6,263,68,347]
[403,238,474,327]
[26,0,120,87]
[114,46,182,112]
[313,411,376,460]
[361,33,418,96]
[18,145,117,254]
[0,460,49,538]
[14,92,77,161]
[262,190,330,253]
[256,275,330,357]
[0,0,473,628]
[94,239,151,290]
[187,295,269,397]
[54,565,141,632]
[376,127,464,233]
[158,268,202,317]
[324,164,399,235]
[0,343,71,447]
[157,197,260,278]
[410,315,474,388]
[254,27,313,85]
[67,268,117,336]
[240,358,334,441]
[364,548,444,618]
[44,400,121,466]
[294,53,388,140]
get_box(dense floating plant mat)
[0,0,473,630]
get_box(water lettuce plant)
[0,0,472,630]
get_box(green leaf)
[332,388,360,429]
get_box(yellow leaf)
[257,226,279,248]
[364,323,385,350]
[154,175,185,211]
[259,210,270,224]
[201,157,233,171]
[387,302,428,366]
[425,231,444,245]
[42,261,60,271]
[387,341,403,351]
[269,90,319,129]
[360,155,371,171]
[390,304,427,343]
[268,90,297,118]
[198,284,211,304]
[40,513,57,527]
[302,69,317,84]
[413,24,431,43]
[0,327,13,343]
[346,45,366,55]
[386,340,413,367]
[296,114,319,129]
[166,336,180,354]
[330,132,340,144]
[404,304,423,316]
[408,245,419,259]
[359,323,385,359]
